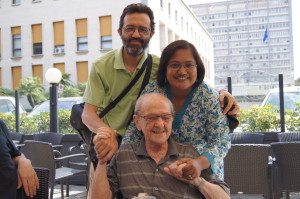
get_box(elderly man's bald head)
[134,93,174,115]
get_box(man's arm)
[164,160,230,199]
[193,177,230,199]
[82,103,118,163]
[13,154,39,198]
[91,162,113,199]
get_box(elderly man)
[91,93,230,199]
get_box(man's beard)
[121,36,150,57]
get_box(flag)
[263,28,269,43]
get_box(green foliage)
[18,77,46,108]
[60,85,81,97]
[60,73,73,87]
[76,82,87,96]
[0,88,15,96]
[0,110,77,134]
[285,103,300,131]
[239,104,300,132]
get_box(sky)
[185,0,300,80]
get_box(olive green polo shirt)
[83,48,159,136]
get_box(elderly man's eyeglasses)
[123,25,151,35]
[167,62,197,70]
[138,113,173,123]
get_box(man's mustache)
[128,38,144,44]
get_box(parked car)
[0,96,26,114]
[28,97,83,117]
[261,86,300,111]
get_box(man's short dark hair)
[119,3,155,32]
[157,40,205,88]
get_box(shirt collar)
[135,137,179,158]
[114,47,148,70]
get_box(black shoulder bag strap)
[99,54,152,118]
[90,54,152,168]
[126,55,152,126]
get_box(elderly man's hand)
[219,90,240,116]
[17,157,39,198]
[93,127,118,164]
[164,158,202,181]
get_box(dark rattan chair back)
[277,132,300,142]
[17,167,49,199]
[271,142,300,199]
[10,132,25,144]
[22,140,86,199]
[224,144,273,199]
[33,132,64,145]
[230,132,265,144]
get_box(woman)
[123,40,231,179]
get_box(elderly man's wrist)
[195,177,206,190]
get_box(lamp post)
[45,68,62,133]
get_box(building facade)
[0,0,214,90]
[190,0,293,101]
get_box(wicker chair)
[230,132,265,144]
[10,132,25,144]
[17,167,50,199]
[271,142,300,199]
[22,140,86,199]
[33,132,64,151]
[224,144,273,199]
[277,132,300,142]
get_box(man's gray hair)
[134,93,175,115]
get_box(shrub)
[0,110,77,134]
[239,104,300,132]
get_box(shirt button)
[156,168,159,172]
[153,187,159,191]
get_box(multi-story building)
[190,0,293,101]
[0,0,214,90]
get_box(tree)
[60,86,81,97]
[76,82,87,96]
[0,88,14,96]
[60,73,73,87]
[19,77,46,108]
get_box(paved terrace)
[53,185,300,199]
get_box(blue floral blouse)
[122,82,231,179]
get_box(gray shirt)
[107,138,229,199]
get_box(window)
[32,24,42,55]
[175,10,178,23]
[11,26,21,57]
[99,16,112,50]
[11,66,21,90]
[160,0,163,9]
[32,64,43,81]
[76,61,88,83]
[12,0,20,5]
[76,18,88,51]
[53,21,64,54]
[77,37,88,51]
[53,63,65,73]
[101,36,112,49]
[168,3,171,17]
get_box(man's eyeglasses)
[167,62,197,70]
[138,113,174,123]
[123,25,151,35]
